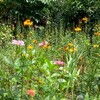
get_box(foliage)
[0,0,100,99]
[0,24,12,47]
[0,0,100,26]
[0,23,100,99]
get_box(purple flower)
[54,60,65,66]
[12,40,25,46]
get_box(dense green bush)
[0,0,100,25]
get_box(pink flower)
[38,42,45,47]
[38,41,49,47]
[54,60,65,66]
[27,89,35,97]
[18,40,25,46]
[12,40,25,46]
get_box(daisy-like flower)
[12,40,25,46]
[33,39,37,44]
[74,27,82,32]
[24,19,33,26]
[28,45,33,50]
[27,89,35,97]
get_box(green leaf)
[3,56,13,65]
[84,93,89,100]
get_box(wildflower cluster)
[63,43,77,53]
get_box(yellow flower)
[68,43,73,46]
[82,17,88,22]
[94,32,100,36]
[69,48,77,53]
[69,48,74,53]
[24,19,33,26]
[74,27,82,32]
[28,45,33,50]
[38,80,42,84]
[33,39,37,44]
[22,54,26,57]
[93,44,99,48]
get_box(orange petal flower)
[94,32,100,36]
[24,19,33,26]
[27,89,35,97]
[82,17,88,22]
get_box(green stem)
[71,78,74,100]
[21,67,24,100]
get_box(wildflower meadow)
[0,0,100,100]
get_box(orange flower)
[24,19,33,26]
[94,32,100,36]
[43,44,51,49]
[63,46,69,51]
[38,41,50,49]
[27,89,35,97]
[82,17,88,22]
[74,27,82,32]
